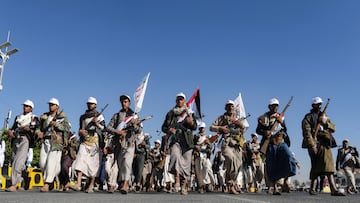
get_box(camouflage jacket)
[37,110,71,151]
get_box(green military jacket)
[37,110,71,151]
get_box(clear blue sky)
[1,0,359,183]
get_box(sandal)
[229,186,239,195]
[70,185,82,191]
[309,190,317,195]
[282,184,290,193]
[180,188,188,195]
[120,188,128,194]
[174,183,181,192]
[167,187,176,193]
[331,191,345,196]
[134,185,141,193]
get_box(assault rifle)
[209,113,251,143]
[116,115,153,131]
[167,110,194,145]
[85,103,109,130]
[260,96,293,155]
[313,98,337,148]
[313,98,330,138]
[117,115,153,147]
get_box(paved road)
[1,189,359,203]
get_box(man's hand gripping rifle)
[260,96,293,155]
[168,110,194,145]
[85,104,109,131]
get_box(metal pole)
[0,36,18,91]
[0,58,7,91]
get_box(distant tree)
[1,128,12,165]
[293,179,300,187]
[31,138,41,167]
[1,128,40,167]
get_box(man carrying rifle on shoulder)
[302,96,345,196]
[256,98,296,195]
[72,97,106,193]
[37,98,71,192]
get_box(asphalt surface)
[0,189,359,203]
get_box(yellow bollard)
[27,167,44,189]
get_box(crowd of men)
[2,94,359,196]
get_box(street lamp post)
[0,33,18,91]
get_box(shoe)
[40,184,49,192]
[5,185,17,192]
[331,191,346,196]
[198,187,204,194]
[309,190,317,195]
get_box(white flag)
[234,93,250,128]
[134,72,150,113]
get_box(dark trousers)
[133,153,145,184]
[98,157,106,183]
[59,155,72,186]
